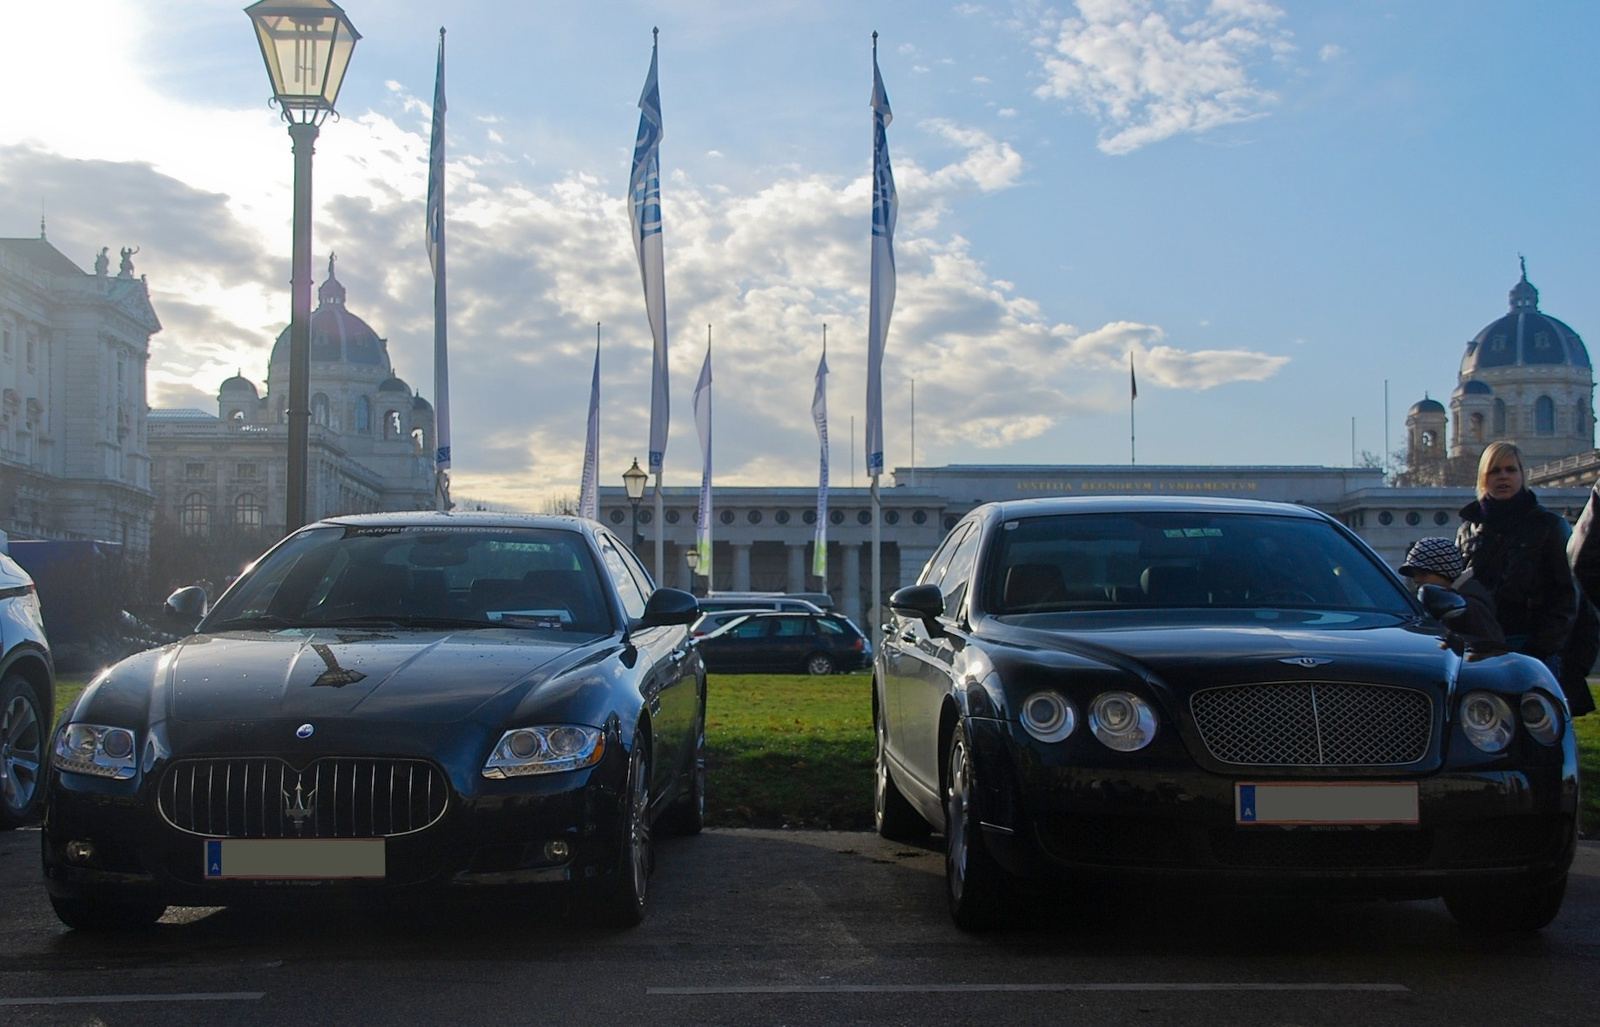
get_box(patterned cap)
[1400,536,1464,580]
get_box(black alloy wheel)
[0,674,45,830]
[594,741,652,927]
[944,723,1010,931]
[875,708,928,841]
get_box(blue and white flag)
[427,27,452,511]
[578,326,600,520]
[812,342,829,580]
[692,342,713,575]
[865,36,897,480]
[630,31,669,477]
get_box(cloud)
[1032,0,1294,154]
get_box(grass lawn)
[52,671,1600,837]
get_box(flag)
[630,31,669,476]
[578,327,600,520]
[693,343,713,574]
[865,36,897,480]
[1130,351,1137,400]
[812,344,830,580]
[426,28,451,511]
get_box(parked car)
[42,512,705,930]
[875,496,1577,932]
[0,550,53,830]
[689,608,773,638]
[693,593,826,615]
[696,610,871,675]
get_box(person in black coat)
[1398,536,1504,646]
[1561,478,1600,716]
[1455,441,1576,676]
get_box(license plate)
[204,838,386,879]
[1235,782,1419,825]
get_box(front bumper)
[965,716,1579,900]
[42,751,631,909]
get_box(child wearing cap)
[1399,536,1504,645]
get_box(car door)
[899,523,982,793]
[765,614,814,673]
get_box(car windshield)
[983,511,1414,617]
[202,524,613,636]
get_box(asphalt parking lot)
[1,827,1597,1026]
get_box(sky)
[3,1,1597,510]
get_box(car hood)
[161,629,587,724]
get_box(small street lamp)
[245,0,361,533]
[622,458,648,551]
[684,546,700,596]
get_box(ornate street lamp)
[245,0,360,533]
[622,458,648,552]
[684,546,700,597]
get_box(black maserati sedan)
[874,497,1577,932]
[42,512,705,930]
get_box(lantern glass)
[623,459,648,502]
[246,0,361,115]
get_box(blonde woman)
[1456,441,1576,672]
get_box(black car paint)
[876,497,1577,920]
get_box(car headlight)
[1088,691,1157,751]
[1461,691,1514,753]
[1519,692,1562,746]
[1020,691,1076,743]
[54,724,138,779]
[483,725,605,778]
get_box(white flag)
[578,328,600,520]
[812,347,829,580]
[865,38,897,480]
[427,28,452,510]
[630,32,669,476]
[693,345,713,575]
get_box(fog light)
[543,840,571,861]
[65,841,95,863]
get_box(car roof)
[308,510,600,534]
[978,495,1331,521]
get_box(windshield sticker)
[487,610,569,629]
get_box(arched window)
[228,408,245,425]
[1492,399,1506,434]
[276,396,287,423]
[1469,412,1485,442]
[181,493,210,537]
[1536,396,1555,434]
[411,426,426,454]
[385,410,401,438]
[234,492,262,529]
[356,396,371,433]
[312,393,330,426]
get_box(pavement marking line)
[648,983,1408,995]
[0,992,265,1007]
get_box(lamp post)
[684,546,700,597]
[622,458,648,552]
[246,0,360,534]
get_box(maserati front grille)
[158,757,450,838]
[1190,682,1432,767]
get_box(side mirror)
[1417,583,1467,623]
[165,585,208,630]
[634,587,699,630]
[888,583,947,637]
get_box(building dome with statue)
[1405,262,1593,486]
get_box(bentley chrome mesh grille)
[1189,682,1432,766]
[158,757,450,838]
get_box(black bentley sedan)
[42,512,705,930]
[874,497,1577,931]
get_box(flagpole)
[630,27,669,583]
[812,325,830,591]
[428,27,451,511]
[865,30,897,638]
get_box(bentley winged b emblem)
[1279,657,1332,668]
[282,777,317,836]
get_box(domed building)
[1404,262,1593,486]
[148,257,436,540]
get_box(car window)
[919,523,972,589]
[772,616,809,637]
[597,536,649,620]
[937,527,983,618]
[727,617,771,639]
[817,616,847,636]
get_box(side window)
[610,533,656,598]
[773,616,807,637]
[919,523,973,588]
[938,527,984,618]
[598,537,648,620]
[817,617,846,636]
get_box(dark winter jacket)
[1456,488,1576,660]
[1448,571,1505,647]
[1561,482,1600,716]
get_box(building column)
[732,543,752,591]
[842,542,862,624]
[786,543,806,593]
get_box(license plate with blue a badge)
[1235,782,1419,825]
[204,838,385,879]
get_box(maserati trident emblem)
[1280,657,1332,668]
[282,778,317,836]
[296,723,314,739]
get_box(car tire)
[49,895,166,932]
[804,652,835,675]
[1444,873,1568,932]
[0,673,47,831]
[875,712,928,841]
[659,702,706,837]
[592,742,651,927]
[945,723,1011,931]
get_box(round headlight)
[546,726,591,758]
[100,730,134,760]
[62,725,99,760]
[1089,691,1157,752]
[507,729,541,760]
[1461,691,1514,752]
[1020,691,1076,743]
[1519,692,1561,745]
